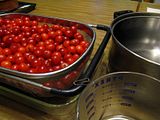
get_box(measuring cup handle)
[50,25,111,97]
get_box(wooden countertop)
[0,0,159,120]
[138,1,160,12]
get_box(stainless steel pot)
[108,12,160,80]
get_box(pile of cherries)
[0,16,90,75]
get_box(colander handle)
[50,25,111,96]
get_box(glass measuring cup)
[76,72,160,120]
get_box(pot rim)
[111,12,160,67]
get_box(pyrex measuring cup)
[76,72,160,120]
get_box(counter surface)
[0,1,159,120]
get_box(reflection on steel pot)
[108,12,160,79]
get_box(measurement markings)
[85,92,94,103]
[122,95,134,101]
[95,77,111,88]
[86,99,94,109]
[88,111,95,120]
[123,89,136,94]
[124,82,137,87]
[87,105,94,115]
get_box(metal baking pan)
[0,84,77,116]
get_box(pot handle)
[15,2,36,13]
[50,25,111,96]
[114,10,133,19]
[0,1,36,14]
